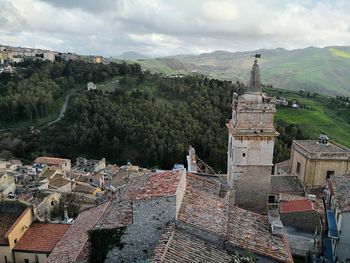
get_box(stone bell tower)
[227,56,278,214]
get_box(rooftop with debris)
[270,175,304,195]
[178,177,227,237]
[149,225,232,263]
[13,223,70,253]
[227,206,293,263]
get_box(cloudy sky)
[1,0,350,57]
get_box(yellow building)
[291,137,350,187]
[13,223,70,263]
[94,56,102,63]
[0,203,33,263]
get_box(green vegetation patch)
[329,47,350,59]
[88,227,126,263]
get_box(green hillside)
[134,46,350,96]
[264,87,350,148]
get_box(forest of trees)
[0,60,141,121]
[0,60,305,171]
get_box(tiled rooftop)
[330,174,350,211]
[186,173,221,195]
[73,183,97,194]
[34,156,69,165]
[280,200,314,214]
[227,206,293,263]
[150,226,232,263]
[47,201,110,263]
[178,178,227,237]
[275,159,292,174]
[123,170,184,200]
[0,212,21,245]
[95,200,133,229]
[294,140,350,153]
[270,175,304,195]
[13,223,70,253]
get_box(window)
[326,170,335,179]
[14,238,17,243]
[4,256,7,263]
[24,259,29,263]
[296,162,301,174]
[242,153,246,157]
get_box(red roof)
[123,170,184,200]
[14,223,70,253]
[280,199,314,213]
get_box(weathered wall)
[105,196,177,263]
[7,208,33,249]
[0,246,13,263]
[291,148,350,187]
[233,165,272,214]
[13,251,48,263]
[280,211,320,233]
[335,212,350,261]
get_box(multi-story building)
[33,157,71,172]
[325,174,350,262]
[227,58,278,214]
[290,136,350,188]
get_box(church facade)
[227,58,278,214]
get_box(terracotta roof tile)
[280,200,314,213]
[47,202,110,263]
[123,170,184,200]
[227,206,293,263]
[13,223,70,253]
[178,176,228,237]
[150,226,232,263]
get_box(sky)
[1,0,350,57]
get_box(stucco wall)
[291,148,350,187]
[7,208,33,249]
[280,210,320,233]
[13,251,48,263]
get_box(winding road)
[48,94,71,126]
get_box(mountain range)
[128,46,350,96]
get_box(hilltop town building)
[227,58,278,214]
[290,137,350,187]
[47,169,293,263]
[87,82,96,91]
[325,174,350,262]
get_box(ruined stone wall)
[105,196,177,263]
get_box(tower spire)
[247,54,261,93]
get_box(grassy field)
[264,87,350,147]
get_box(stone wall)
[281,210,320,233]
[105,196,177,263]
[233,165,272,214]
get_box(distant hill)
[131,46,350,96]
[116,51,149,60]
